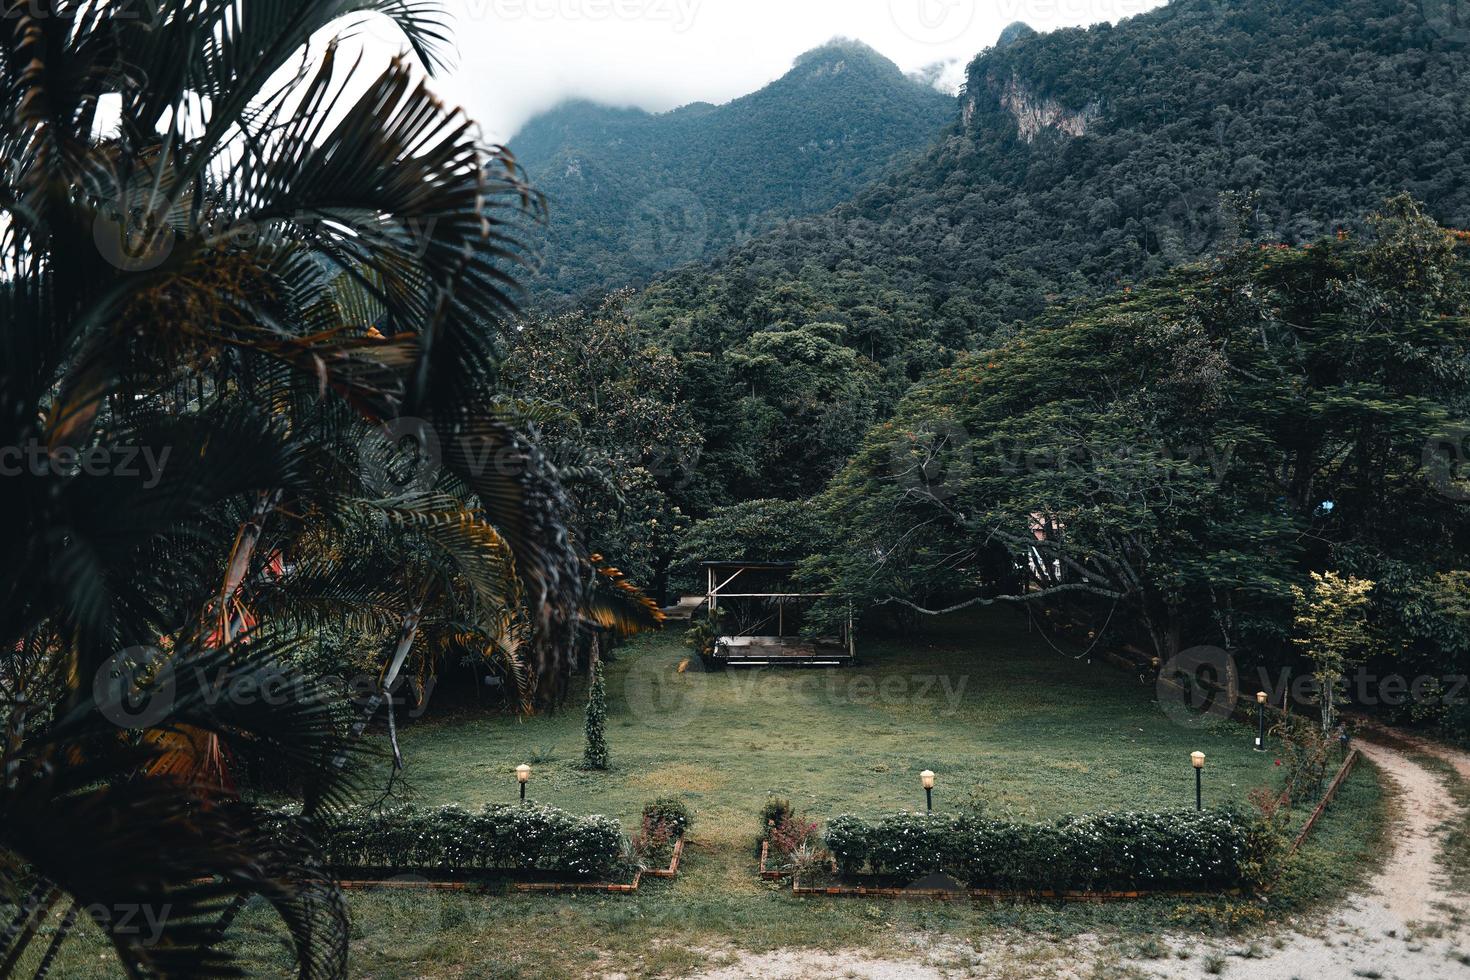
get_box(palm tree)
[0,1,594,975]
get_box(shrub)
[641,797,692,838]
[630,813,675,866]
[759,796,793,836]
[823,808,1275,892]
[279,803,627,880]
[583,661,610,770]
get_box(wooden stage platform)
[713,636,851,667]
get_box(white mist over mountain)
[352,0,1169,142]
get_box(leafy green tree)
[815,200,1470,674]
[671,499,832,596]
[502,294,701,590]
[1292,572,1377,732]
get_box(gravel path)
[686,732,1470,980]
[1125,734,1470,979]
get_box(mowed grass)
[398,610,1284,840]
[21,610,1387,979]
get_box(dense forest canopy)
[629,0,1470,518]
[510,39,955,306]
[807,199,1470,735]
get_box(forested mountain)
[632,0,1470,510]
[510,39,955,306]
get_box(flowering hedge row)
[824,809,1274,892]
[276,804,627,880]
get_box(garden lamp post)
[1192,751,1206,811]
[921,770,935,812]
[516,763,531,802]
[1255,691,1268,751]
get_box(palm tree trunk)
[211,489,282,643]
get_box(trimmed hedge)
[278,804,626,881]
[825,808,1273,892]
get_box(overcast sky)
[353,0,1169,142]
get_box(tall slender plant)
[583,659,611,771]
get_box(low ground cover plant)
[824,809,1276,892]
[278,804,627,880]
[631,798,693,865]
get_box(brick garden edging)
[788,879,1245,903]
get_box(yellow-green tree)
[1292,572,1376,732]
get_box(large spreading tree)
[814,199,1470,698]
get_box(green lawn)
[399,611,1287,838]
[25,610,1387,978]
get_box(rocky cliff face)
[968,74,1099,142]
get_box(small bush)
[631,813,675,866]
[822,808,1275,892]
[641,797,692,838]
[759,796,793,836]
[279,803,626,880]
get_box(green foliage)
[816,204,1470,675]
[641,798,693,838]
[759,797,794,836]
[284,804,626,880]
[824,809,1274,892]
[501,293,700,586]
[1292,572,1377,731]
[582,662,611,770]
[671,499,832,595]
[629,0,1470,520]
[683,616,719,657]
[513,40,954,304]
[1273,715,1338,803]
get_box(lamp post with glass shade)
[516,763,531,802]
[921,770,935,812]
[1191,751,1206,811]
[1255,691,1268,751]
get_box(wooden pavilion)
[694,561,853,667]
